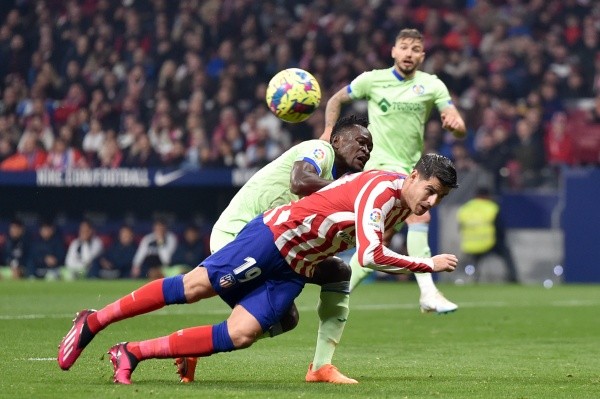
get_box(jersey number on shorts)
[233,257,261,282]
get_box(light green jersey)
[212,139,337,241]
[349,68,452,173]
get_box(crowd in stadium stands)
[1,0,599,185]
[1,0,600,279]
[0,216,207,280]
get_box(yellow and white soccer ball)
[265,68,321,123]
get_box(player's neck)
[393,66,416,80]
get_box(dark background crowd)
[1,0,599,279]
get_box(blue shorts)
[201,216,306,331]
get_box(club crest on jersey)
[368,209,383,230]
[219,273,236,288]
[412,84,425,95]
[313,148,325,160]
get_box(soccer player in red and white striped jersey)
[59,153,459,385]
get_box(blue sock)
[212,321,235,352]
[162,275,186,305]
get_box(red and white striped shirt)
[263,170,435,278]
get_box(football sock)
[312,287,350,370]
[87,278,168,334]
[407,223,437,295]
[348,252,373,292]
[128,325,215,360]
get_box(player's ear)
[410,169,419,181]
[330,133,341,149]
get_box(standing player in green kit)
[321,28,466,314]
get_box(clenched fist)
[432,254,458,272]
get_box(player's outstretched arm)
[431,254,459,272]
[320,87,352,141]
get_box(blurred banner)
[0,167,259,188]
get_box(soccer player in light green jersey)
[175,115,372,384]
[321,28,466,316]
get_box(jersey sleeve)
[348,71,373,100]
[431,75,454,111]
[354,176,434,274]
[293,140,334,177]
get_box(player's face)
[333,126,373,172]
[391,38,425,77]
[404,171,450,216]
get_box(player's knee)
[279,303,300,333]
[311,257,351,285]
[226,325,258,349]
[182,267,210,302]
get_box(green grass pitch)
[1,280,599,398]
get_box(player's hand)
[431,254,458,272]
[441,114,466,138]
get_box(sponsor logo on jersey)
[377,98,425,113]
[219,273,236,288]
[412,84,425,95]
[378,98,391,112]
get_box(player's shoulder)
[414,70,447,86]
[357,67,395,82]
[294,139,334,159]
[295,139,333,151]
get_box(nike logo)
[155,169,185,186]
[337,318,347,323]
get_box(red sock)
[87,279,166,334]
[128,326,214,360]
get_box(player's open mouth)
[356,155,368,167]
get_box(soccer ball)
[265,68,321,123]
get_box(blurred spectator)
[82,118,106,160]
[168,224,206,276]
[1,218,29,279]
[474,125,513,192]
[28,220,66,280]
[131,218,177,279]
[88,225,137,279]
[64,219,104,279]
[94,136,123,168]
[45,137,87,170]
[545,111,573,168]
[510,118,546,189]
[17,114,54,152]
[123,133,162,167]
[0,134,47,171]
[584,96,600,124]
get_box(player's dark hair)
[396,28,424,42]
[414,153,459,189]
[330,114,369,143]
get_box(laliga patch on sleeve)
[367,209,383,231]
[312,147,326,161]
